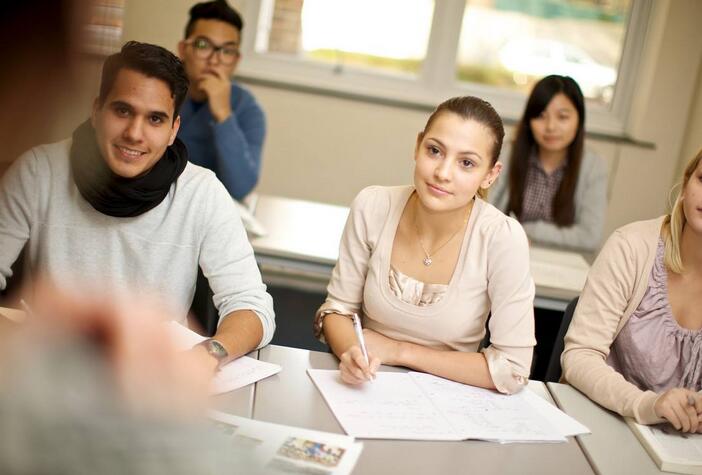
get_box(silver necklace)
[413,197,472,266]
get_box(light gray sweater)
[489,146,608,252]
[0,139,275,347]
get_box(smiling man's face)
[91,68,180,178]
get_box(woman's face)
[682,159,702,235]
[413,112,501,213]
[529,93,580,154]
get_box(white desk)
[250,345,594,475]
[251,194,589,311]
[251,195,346,291]
[548,383,668,475]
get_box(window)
[238,0,652,134]
[259,0,435,77]
[455,0,631,106]
[83,0,125,56]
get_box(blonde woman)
[314,97,535,394]
[562,149,702,432]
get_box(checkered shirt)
[520,153,566,222]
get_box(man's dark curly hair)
[184,0,243,38]
[98,41,190,121]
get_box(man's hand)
[187,344,220,378]
[198,69,232,123]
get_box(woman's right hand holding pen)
[339,345,380,385]
[654,388,702,433]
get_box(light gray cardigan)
[488,145,608,252]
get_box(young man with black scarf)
[0,41,275,373]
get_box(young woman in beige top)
[315,97,536,394]
[562,149,702,433]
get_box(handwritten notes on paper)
[210,356,282,395]
[308,370,588,443]
[310,371,455,440]
[166,322,281,395]
[411,372,565,442]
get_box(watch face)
[209,340,227,358]
[205,339,228,361]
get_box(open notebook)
[308,369,589,443]
[627,419,702,474]
[167,322,281,395]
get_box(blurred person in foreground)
[0,281,243,474]
[0,40,275,372]
[0,3,78,175]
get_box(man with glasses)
[178,0,265,201]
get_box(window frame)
[236,0,653,135]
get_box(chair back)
[543,296,579,382]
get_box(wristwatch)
[195,338,229,369]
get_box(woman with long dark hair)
[489,75,608,252]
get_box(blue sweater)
[178,82,266,200]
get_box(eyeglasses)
[187,36,240,65]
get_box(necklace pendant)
[423,256,433,266]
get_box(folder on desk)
[627,418,702,474]
[210,410,363,475]
[308,369,588,443]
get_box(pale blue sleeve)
[211,89,266,200]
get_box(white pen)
[351,312,373,381]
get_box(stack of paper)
[166,322,281,395]
[627,419,702,474]
[308,369,589,443]
[210,410,363,475]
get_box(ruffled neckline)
[648,239,702,339]
[388,265,448,307]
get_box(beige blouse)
[315,185,536,394]
[388,266,448,306]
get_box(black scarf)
[69,120,188,218]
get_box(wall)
[678,62,702,179]
[118,0,702,243]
